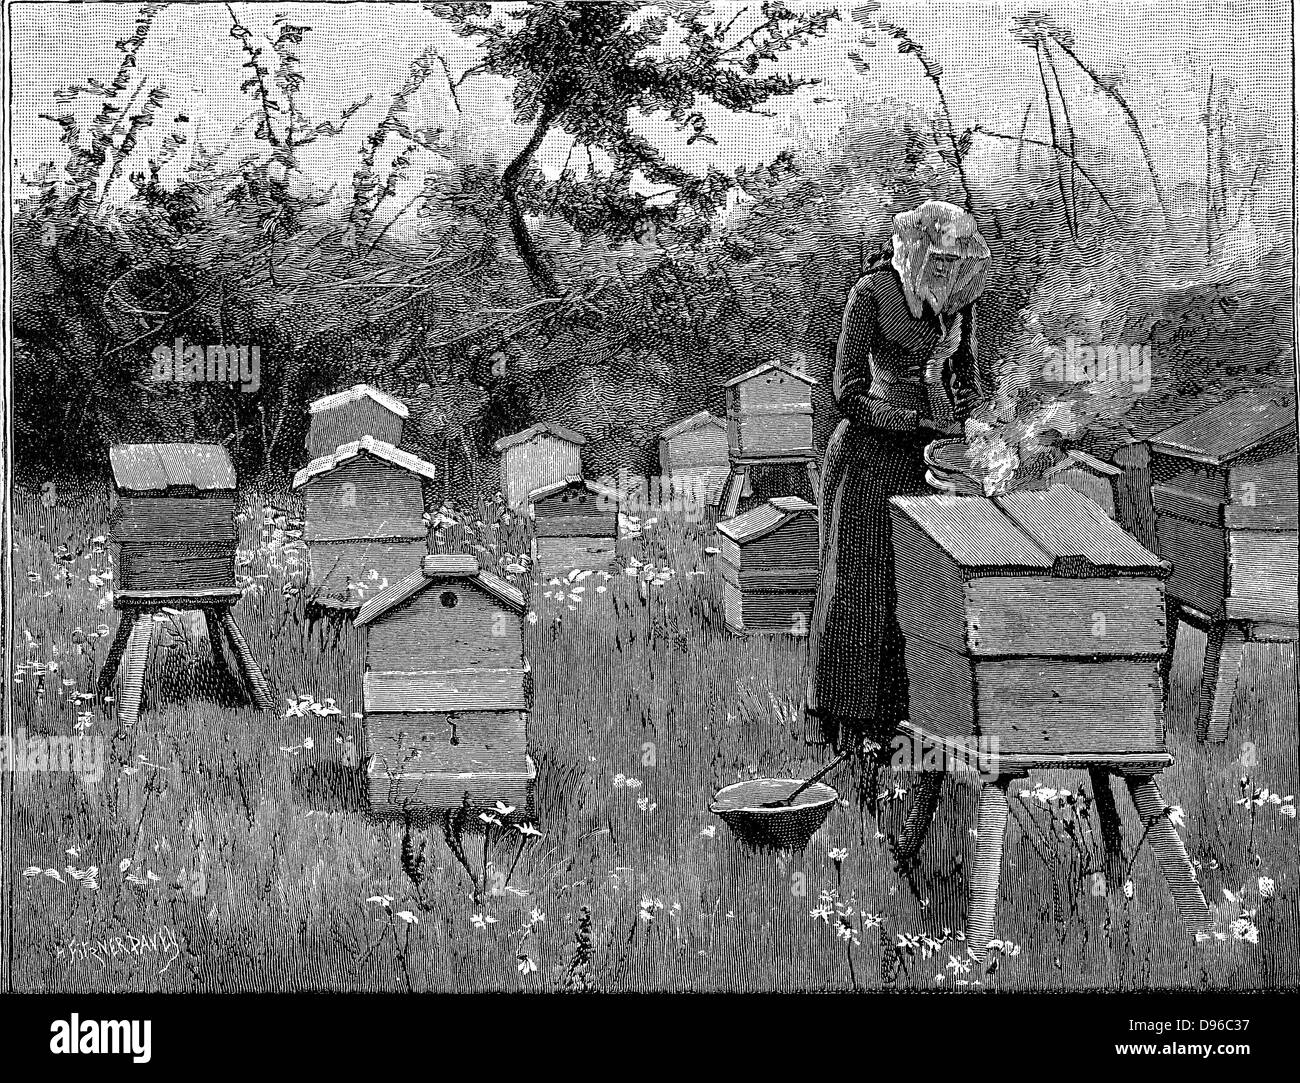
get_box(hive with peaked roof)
[307,383,409,458]
[494,421,586,509]
[528,475,621,576]
[658,410,729,507]
[724,361,817,461]
[355,554,534,814]
[715,495,819,634]
[294,418,436,607]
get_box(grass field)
[6,482,1297,992]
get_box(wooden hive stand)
[720,362,820,517]
[1147,394,1298,742]
[100,444,274,726]
[889,487,1213,960]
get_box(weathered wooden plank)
[110,496,237,541]
[500,437,583,509]
[1152,483,1224,526]
[365,710,527,752]
[116,545,236,593]
[961,576,1165,657]
[900,633,976,740]
[1113,441,1158,549]
[364,669,528,712]
[532,536,617,574]
[900,638,1166,754]
[533,514,619,538]
[719,564,819,593]
[367,707,529,775]
[1156,514,1227,616]
[996,486,1165,573]
[368,757,536,815]
[735,414,814,458]
[1226,529,1299,622]
[891,496,1054,571]
[1223,451,1299,529]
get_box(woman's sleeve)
[834,279,880,426]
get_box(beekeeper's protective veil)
[891,200,990,319]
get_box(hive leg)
[1159,599,1180,698]
[805,460,822,504]
[966,776,1011,962]
[116,615,154,729]
[96,615,137,694]
[1124,772,1212,934]
[201,608,237,697]
[1195,621,1246,743]
[216,609,275,710]
[892,770,943,863]
[1088,767,1125,893]
[721,466,747,518]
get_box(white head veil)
[891,200,990,318]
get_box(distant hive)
[494,422,586,510]
[528,475,621,576]
[1147,392,1298,742]
[1148,393,1297,624]
[715,496,819,634]
[103,443,272,727]
[659,410,729,507]
[292,436,436,607]
[307,384,408,459]
[108,443,237,594]
[356,554,534,815]
[724,362,816,462]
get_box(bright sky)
[9,0,1293,228]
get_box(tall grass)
[7,484,1297,991]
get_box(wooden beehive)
[715,496,819,634]
[495,422,586,509]
[292,436,436,606]
[890,486,1170,759]
[355,555,534,814]
[659,410,729,506]
[307,384,408,459]
[724,362,816,461]
[528,475,620,576]
[108,444,237,594]
[1148,394,1298,624]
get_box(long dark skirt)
[807,421,929,750]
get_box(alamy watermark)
[1042,336,1151,393]
[151,338,261,392]
[603,468,708,524]
[2,727,104,781]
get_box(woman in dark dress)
[807,200,991,756]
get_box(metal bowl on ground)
[709,778,839,850]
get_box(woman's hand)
[950,383,982,420]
